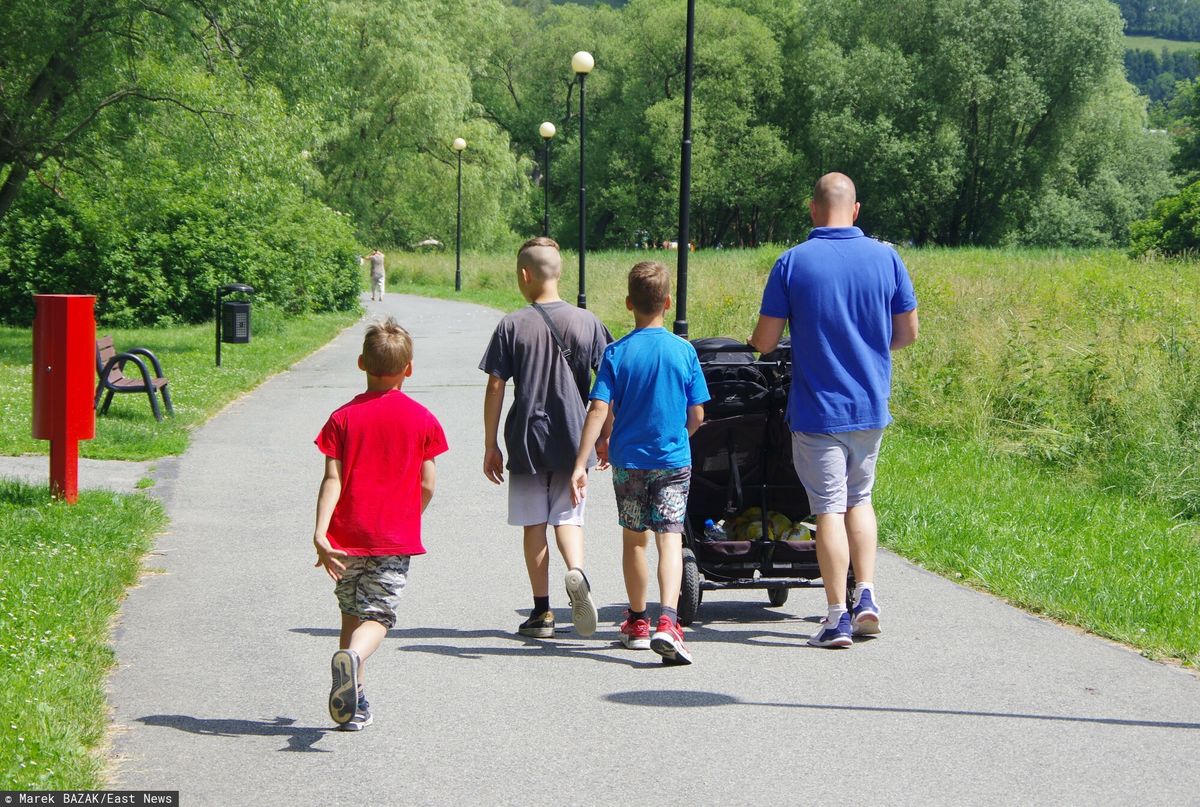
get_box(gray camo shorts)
[334,554,411,629]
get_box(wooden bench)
[94,336,174,422]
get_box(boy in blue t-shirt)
[570,261,710,665]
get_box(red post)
[32,294,96,503]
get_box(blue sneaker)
[807,611,853,648]
[851,588,881,636]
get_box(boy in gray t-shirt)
[480,236,613,639]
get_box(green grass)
[387,245,1200,666]
[0,307,360,461]
[0,480,167,789]
[1125,34,1200,53]
[879,428,1200,666]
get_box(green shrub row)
[0,178,361,327]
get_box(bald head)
[516,236,563,282]
[810,172,860,227]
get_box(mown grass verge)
[384,246,1200,667]
[0,308,360,461]
[0,480,167,788]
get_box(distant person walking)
[749,172,919,649]
[365,249,386,301]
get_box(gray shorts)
[508,470,586,527]
[371,275,385,293]
[791,430,884,514]
[334,555,410,629]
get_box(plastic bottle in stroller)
[702,518,728,541]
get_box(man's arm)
[420,459,437,512]
[686,404,705,437]
[483,375,506,484]
[570,399,611,505]
[749,315,787,354]
[312,457,348,580]
[891,309,919,350]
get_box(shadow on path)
[138,715,331,752]
[603,690,1200,731]
[291,625,662,668]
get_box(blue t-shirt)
[760,226,917,433]
[590,327,710,469]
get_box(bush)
[1130,179,1200,257]
[0,162,360,327]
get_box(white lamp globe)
[539,121,557,139]
[452,137,467,152]
[571,51,595,75]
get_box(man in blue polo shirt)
[749,172,919,649]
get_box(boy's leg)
[655,531,683,614]
[341,613,388,686]
[622,528,651,612]
[523,524,552,598]
[553,524,583,570]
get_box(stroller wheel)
[767,586,789,607]
[678,548,701,626]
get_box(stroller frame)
[678,343,852,625]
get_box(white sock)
[825,604,847,626]
[852,582,874,607]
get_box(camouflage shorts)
[612,466,691,534]
[334,555,411,629]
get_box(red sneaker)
[650,616,693,665]
[619,611,651,650]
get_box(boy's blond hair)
[361,317,413,376]
[628,260,671,316]
[517,236,563,281]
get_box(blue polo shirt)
[590,327,710,469]
[760,226,917,433]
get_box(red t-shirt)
[315,389,449,556]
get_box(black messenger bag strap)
[531,302,573,361]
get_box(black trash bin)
[215,283,254,366]
[221,300,251,343]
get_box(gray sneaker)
[328,649,359,725]
[564,568,598,638]
[338,692,373,732]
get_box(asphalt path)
[107,293,1200,806]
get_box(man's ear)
[852,201,861,222]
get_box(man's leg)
[622,528,651,612]
[845,502,877,585]
[814,512,850,607]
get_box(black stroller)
[678,338,852,625]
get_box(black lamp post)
[540,121,556,236]
[674,0,696,339]
[572,50,594,309]
[453,137,466,292]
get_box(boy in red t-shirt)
[312,317,448,730]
